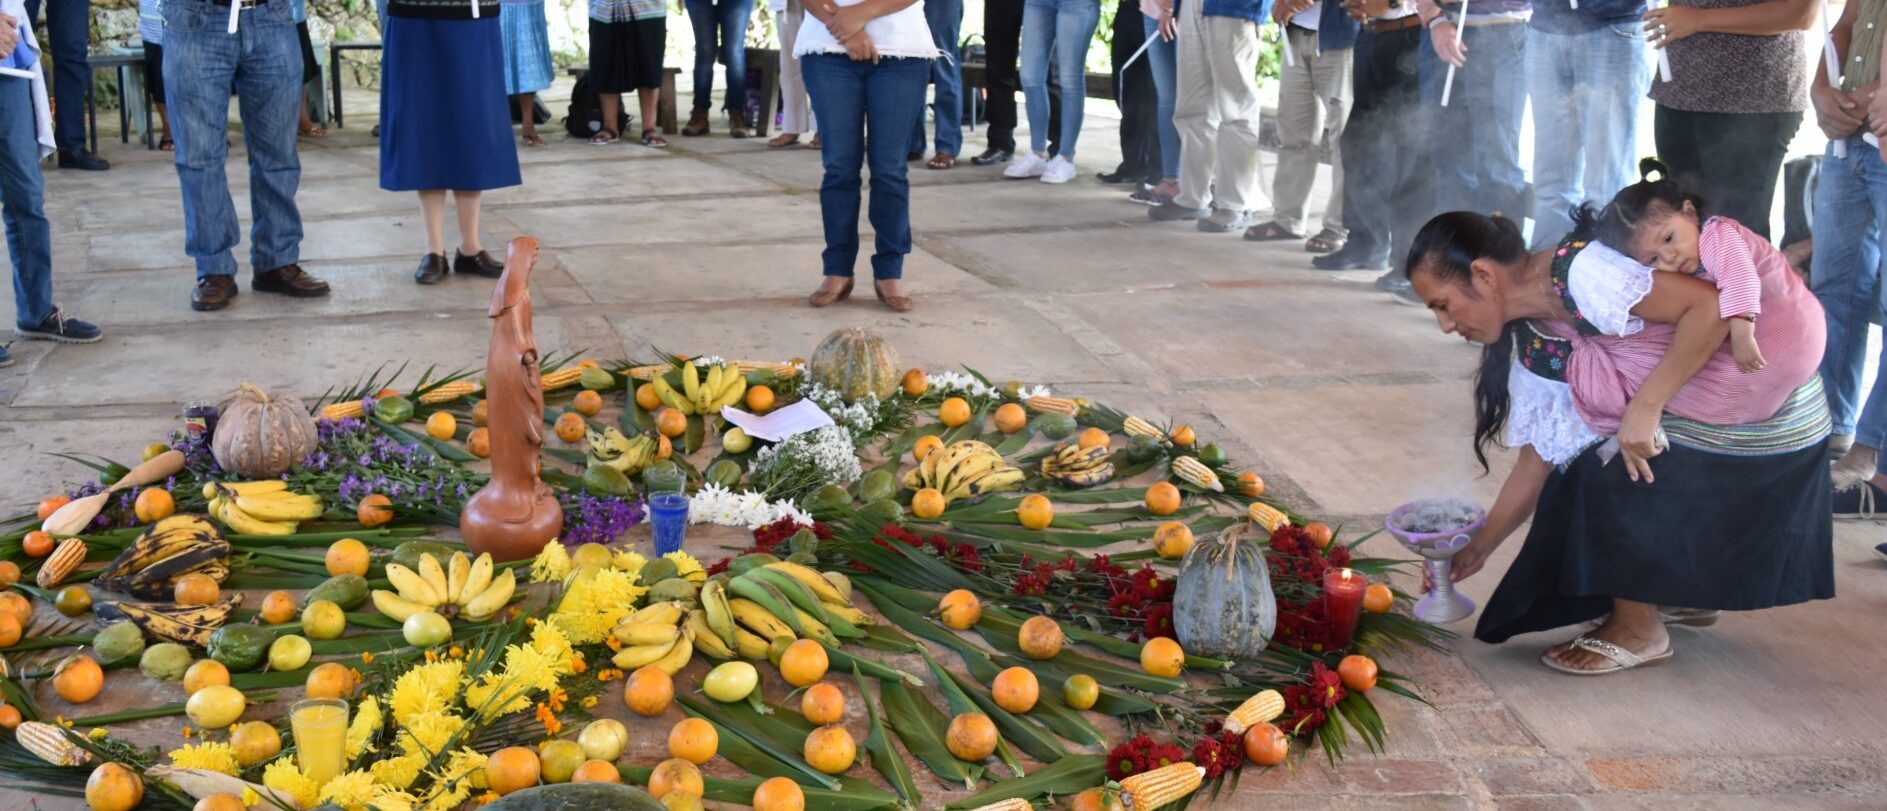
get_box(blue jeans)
[802,54,929,280]
[0,78,53,328]
[24,0,89,153]
[1813,135,1887,456]
[911,0,964,157]
[1420,21,1527,217]
[1021,0,1099,157]
[684,0,755,113]
[1142,14,1178,180]
[165,0,304,279]
[1525,23,1650,248]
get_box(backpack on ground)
[565,71,631,138]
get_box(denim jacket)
[1201,0,1274,25]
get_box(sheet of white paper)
[720,399,835,442]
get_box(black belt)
[1287,22,1314,34]
[1367,16,1420,33]
[212,0,264,8]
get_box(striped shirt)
[590,0,664,22]
[138,0,162,45]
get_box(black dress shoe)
[970,148,1012,166]
[414,254,449,285]
[1096,168,1144,185]
[191,275,238,311]
[1311,248,1389,271]
[252,264,331,297]
[57,150,109,171]
[453,249,504,278]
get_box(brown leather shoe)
[414,253,449,285]
[252,264,331,297]
[874,280,913,312]
[191,275,238,311]
[728,110,751,139]
[808,277,853,307]
[683,109,710,137]
[453,249,504,278]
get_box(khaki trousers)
[1271,24,1350,236]
[1172,1,1264,213]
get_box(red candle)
[1323,568,1366,650]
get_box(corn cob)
[962,800,1034,811]
[16,722,91,766]
[1249,503,1291,533]
[625,364,672,381]
[1026,396,1078,416]
[1122,416,1166,443]
[1222,689,1285,735]
[1119,762,1204,810]
[36,537,87,589]
[416,380,480,405]
[0,657,11,677]
[736,361,798,378]
[1171,456,1224,493]
[540,367,584,391]
[319,400,366,421]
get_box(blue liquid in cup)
[649,492,689,556]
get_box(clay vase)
[460,237,564,561]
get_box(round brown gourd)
[211,383,318,479]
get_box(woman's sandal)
[589,129,619,146]
[641,129,668,147]
[927,153,957,170]
[1539,634,1673,676]
[1242,221,1303,242]
[298,124,328,139]
[768,133,800,148]
[809,135,822,149]
[158,136,174,152]
[1304,228,1346,254]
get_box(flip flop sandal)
[641,129,668,147]
[589,129,620,146]
[1243,221,1303,242]
[1540,634,1673,676]
[927,154,957,170]
[768,133,800,148]
[521,134,546,147]
[158,137,174,152]
[1305,228,1346,254]
[298,125,328,139]
[1128,185,1171,206]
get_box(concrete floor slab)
[556,241,995,304]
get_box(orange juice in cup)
[290,698,349,786]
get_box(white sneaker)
[1004,152,1048,179]
[1040,156,1077,184]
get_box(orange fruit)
[1139,637,1184,678]
[183,660,230,697]
[1338,654,1378,692]
[467,427,492,458]
[991,667,1039,713]
[1243,722,1290,766]
[655,408,687,439]
[945,712,997,761]
[194,795,249,811]
[259,591,298,624]
[84,762,144,811]
[471,399,490,427]
[655,432,673,461]
[0,560,17,588]
[668,717,719,764]
[994,403,1028,434]
[36,495,71,521]
[555,412,587,443]
[1304,522,1335,549]
[572,390,604,417]
[325,538,371,578]
[357,494,394,527]
[0,704,20,730]
[134,488,176,523]
[425,411,458,440]
[1236,471,1265,497]
[801,683,846,725]
[647,758,704,800]
[23,530,55,558]
[912,435,944,463]
[172,572,220,606]
[374,388,400,399]
[1062,674,1100,711]
[0,592,31,626]
[54,654,104,704]
[1169,425,1196,447]
[939,397,972,428]
[802,725,856,774]
[1363,584,1394,613]
[1145,482,1181,516]
[911,488,947,520]
[625,666,675,716]
[752,775,806,811]
[779,639,829,688]
[229,721,281,766]
[305,662,358,699]
[1077,427,1110,450]
[745,385,777,414]
[1016,495,1054,530]
[900,368,928,398]
[635,383,662,412]
[1018,616,1063,660]
[1070,788,1125,811]
[1152,521,1193,559]
[0,614,21,648]
[486,746,542,796]
[936,589,981,630]
[571,759,621,784]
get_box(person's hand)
[826,4,875,45]
[0,14,18,56]
[1815,84,1866,140]
[1158,13,1176,40]
[1644,4,1704,48]
[1422,533,1497,592]
[1341,0,1371,22]
[1429,21,1466,68]
[1616,405,1663,483]
[843,30,878,62]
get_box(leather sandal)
[769,133,801,148]
[1539,634,1673,676]
[926,153,957,170]
[808,278,854,307]
[874,280,913,312]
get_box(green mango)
[1032,413,1078,440]
[1199,443,1227,467]
[704,459,743,489]
[373,395,414,424]
[582,463,633,497]
[207,624,276,672]
[803,484,852,520]
[725,553,780,577]
[646,578,698,606]
[858,498,903,528]
[390,541,455,573]
[638,557,679,584]
[304,573,369,611]
[858,469,897,503]
[579,366,615,392]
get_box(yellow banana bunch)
[699,580,739,651]
[900,440,1025,504]
[204,481,324,536]
[372,551,514,622]
[611,601,695,673]
[1040,442,1117,488]
[650,374,696,415]
[587,427,658,475]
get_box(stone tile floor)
[0,83,1882,809]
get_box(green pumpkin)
[1172,523,1277,659]
[482,783,666,811]
[808,327,901,403]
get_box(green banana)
[700,580,739,649]
[764,561,849,605]
[726,576,807,637]
[741,569,831,625]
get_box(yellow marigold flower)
[387,660,464,725]
[611,549,647,575]
[368,791,419,811]
[371,753,426,790]
[181,726,195,739]
[167,742,240,776]
[398,711,466,758]
[570,657,587,675]
[529,623,575,668]
[529,540,572,584]
[534,703,562,736]
[87,728,107,742]
[463,675,532,721]
[596,668,623,682]
[544,687,568,713]
[446,748,490,790]
[240,787,260,806]
[548,567,646,646]
[346,695,383,759]
[580,696,599,709]
[361,652,375,665]
[448,646,464,660]
[262,758,321,809]
[663,550,706,583]
[424,650,439,663]
[605,636,623,652]
[316,769,381,811]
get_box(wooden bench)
[958,60,1116,103]
[566,65,683,135]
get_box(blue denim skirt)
[380,15,523,192]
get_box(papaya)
[858,469,897,503]
[1032,412,1078,441]
[483,783,665,811]
[390,541,455,573]
[208,624,275,672]
[304,574,369,611]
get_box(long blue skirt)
[500,1,554,95]
[379,15,522,192]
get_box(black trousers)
[1110,0,1159,182]
[1654,106,1805,242]
[1340,26,1433,264]
[984,0,1058,155]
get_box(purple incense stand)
[1385,498,1485,624]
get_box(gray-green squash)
[1172,522,1277,659]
